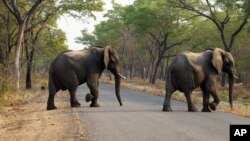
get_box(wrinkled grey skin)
[47,46,126,110]
[163,48,237,112]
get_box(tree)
[124,0,189,84]
[168,0,250,51]
[2,0,43,90]
[74,0,250,86]
[34,28,68,73]
[75,29,96,47]
[24,0,60,89]
[1,0,104,90]
[168,0,250,86]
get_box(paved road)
[74,83,250,141]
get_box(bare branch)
[228,16,248,51]
[162,54,176,58]
[222,11,230,24]
[205,0,216,19]
[24,0,43,20]
[2,0,22,23]
[167,38,190,50]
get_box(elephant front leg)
[87,82,100,107]
[209,91,220,111]
[85,93,93,102]
[203,79,220,111]
[201,88,211,112]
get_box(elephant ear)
[211,48,224,73]
[104,46,111,69]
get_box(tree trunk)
[151,59,161,84]
[26,61,32,89]
[137,55,146,81]
[25,46,35,89]
[159,62,165,80]
[14,22,26,90]
[164,56,170,81]
[141,67,146,81]
[24,29,31,89]
[129,63,134,80]
[145,64,151,80]
[3,0,43,90]
[149,57,156,83]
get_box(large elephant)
[162,48,237,112]
[47,46,126,110]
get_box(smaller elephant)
[47,46,126,110]
[162,48,237,112]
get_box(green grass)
[219,90,228,101]
[237,97,250,106]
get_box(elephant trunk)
[228,74,235,109]
[115,75,122,106]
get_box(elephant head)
[211,48,237,108]
[104,46,126,106]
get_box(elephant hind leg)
[69,88,81,108]
[47,77,60,110]
[163,84,176,112]
[184,91,198,112]
[47,88,59,110]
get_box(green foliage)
[244,0,250,17]
[94,20,122,46]
[75,29,96,46]
[58,0,104,19]
[34,28,68,71]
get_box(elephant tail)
[48,67,57,95]
[165,66,172,89]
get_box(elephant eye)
[109,63,115,68]
[224,57,230,63]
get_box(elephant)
[162,48,238,112]
[47,46,126,110]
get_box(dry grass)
[102,77,250,117]
[0,75,47,107]
[0,74,48,123]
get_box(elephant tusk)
[118,73,127,80]
[233,75,239,79]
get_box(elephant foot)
[162,106,173,112]
[47,103,57,110]
[188,106,198,112]
[209,103,217,111]
[90,103,100,107]
[71,101,81,108]
[202,108,211,112]
[85,93,93,102]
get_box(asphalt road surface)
[73,83,250,141]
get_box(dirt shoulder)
[0,90,86,141]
